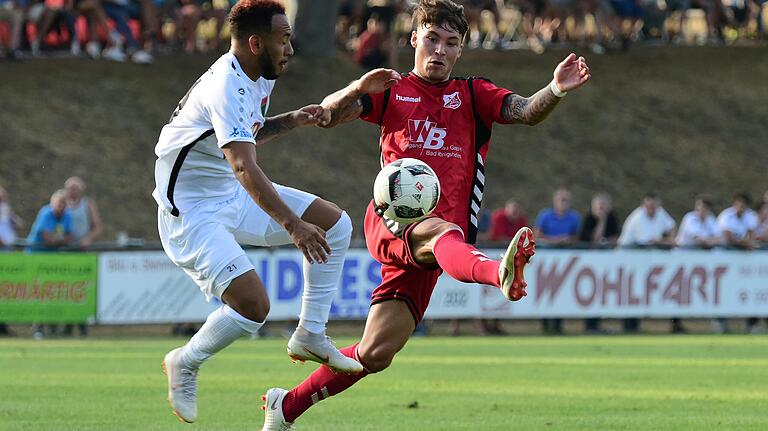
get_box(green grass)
[1,336,766,430]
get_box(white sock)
[298,211,352,334]
[180,305,263,369]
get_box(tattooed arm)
[503,53,591,126]
[254,105,326,146]
[502,87,563,126]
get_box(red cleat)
[498,227,535,301]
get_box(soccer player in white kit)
[153,0,398,423]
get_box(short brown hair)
[412,0,468,37]
[229,0,286,40]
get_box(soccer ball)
[373,158,441,224]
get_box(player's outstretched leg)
[422,220,535,301]
[163,271,266,423]
[286,201,362,373]
[264,301,414,429]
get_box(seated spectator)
[26,189,74,251]
[102,0,156,63]
[489,198,528,241]
[618,193,676,247]
[754,202,768,245]
[579,192,620,334]
[536,187,579,335]
[676,196,720,248]
[717,193,758,249]
[64,176,103,249]
[176,0,227,53]
[579,192,620,245]
[462,0,502,49]
[354,13,390,69]
[535,187,580,245]
[0,185,22,249]
[0,0,23,60]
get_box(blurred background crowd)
[1,0,766,62]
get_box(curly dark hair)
[229,0,286,41]
[411,0,468,37]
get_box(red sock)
[282,343,369,422]
[432,229,500,287]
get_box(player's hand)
[292,104,327,127]
[286,219,331,264]
[355,68,401,94]
[553,53,590,93]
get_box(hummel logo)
[396,94,421,103]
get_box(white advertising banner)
[97,249,768,323]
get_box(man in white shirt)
[618,194,676,247]
[676,196,720,248]
[154,0,397,423]
[717,193,758,249]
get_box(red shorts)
[364,202,442,324]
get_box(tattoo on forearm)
[502,86,562,125]
[255,114,294,145]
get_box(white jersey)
[152,52,275,215]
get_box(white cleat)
[287,327,363,374]
[161,348,198,423]
[499,227,536,301]
[260,388,293,431]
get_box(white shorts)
[158,184,317,300]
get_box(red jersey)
[361,73,513,243]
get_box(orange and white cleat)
[499,227,536,301]
[260,388,293,431]
[162,348,198,423]
[286,327,363,374]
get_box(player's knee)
[334,210,353,238]
[229,292,270,323]
[358,345,396,373]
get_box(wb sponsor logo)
[407,118,446,150]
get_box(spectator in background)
[64,176,102,249]
[536,188,579,335]
[579,192,620,245]
[717,193,758,249]
[489,198,528,242]
[0,185,22,249]
[176,0,227,53]
[535,187,580,245]
[463,0,502,49]
[618,193,675,333]
[0,0,23,60]
[754,201,768,245]
[26,189,73,251]
[676,196,720,248]
[102,0,156,63]
[354,13,390,69]
[618,193,676,247]
[579,192,620,334]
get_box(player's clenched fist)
[292,104,330,127]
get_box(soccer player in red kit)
[261,1,590,428]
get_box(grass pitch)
[0,335,766,430]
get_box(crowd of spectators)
[0,0,231,62]
[2,0,765,63]
[471,187,768,335]
[338,0,767,68]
